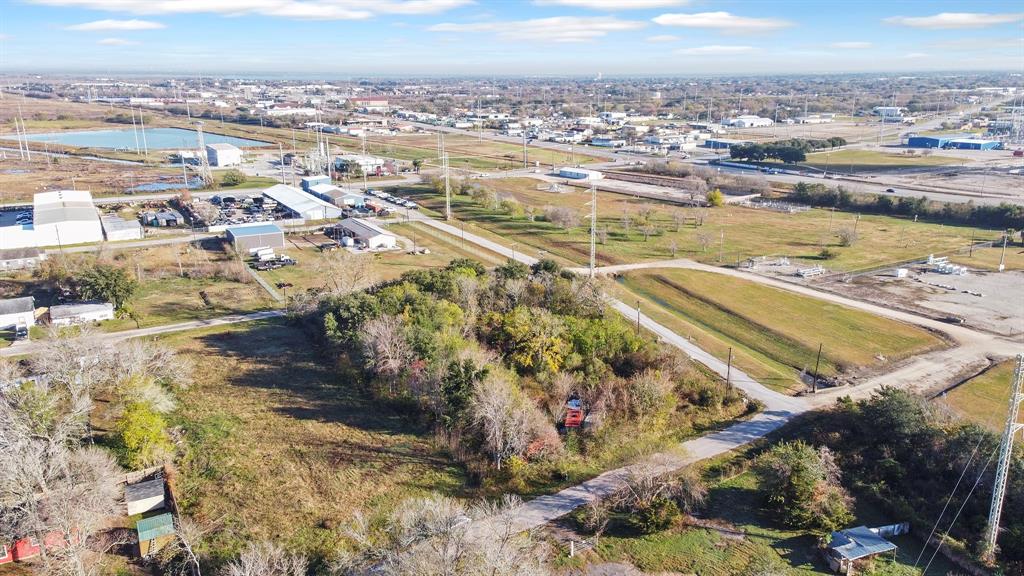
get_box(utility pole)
[982,354,1024,562]
[812,343,823,393]
[522,130,528,169]
[589,181,597,278]
[998,233,1008,272]
[635,300,641,335]
[970,228,976,257]
[719,229,725,263]
[726,347,733,388]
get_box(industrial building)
[590,137,626,148]
[334,154,387,176]
[50,301,115,326]
[206,143,243,167]
[336,218,397,249]
[0,297,34,331]
[0,190,104,250]
[226,223,285,252]
[906,135,1002,150]
[101,214,144,241]
[300,174,332,192]
[702,138,751,150]
[724,115,773,128]
[0,248,45,272]
[262,184,342,220]
[558,167,604,181]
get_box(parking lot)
[0,208,33,227]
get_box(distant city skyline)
[0,0,1022,76]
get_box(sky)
[0,0,1022,76]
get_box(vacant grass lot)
[404,178,1004,272]
[618,269,943,392]
[591,470,952,575]
[803,149,961,172]
[950,244,1024,271]
[942,359,1021,431]
[164,319,467,562]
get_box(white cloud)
[0,34,10,40]
[534,0,688,8]
[902,52,929,59]
[652,11,793,33]
[97,37,140,45]
[429,16,645,42]
[28,0,472,20]
[646,34,680,43]
[830,41,872,49]
[675,44,754,55]
[66,18,165,31]
[884,12,1024,29]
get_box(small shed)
[824,526,898,574]
[136,513,175,557]
[125,478,166,516]
[101,215,144,242]
[226,224,285,252]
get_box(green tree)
[77,264,138,313]
[755,440,853,532]
[440,359,488,428]
[113,402,173,469]
[706,188,725,207]
[412,158,423,172]
[220,169,247,187]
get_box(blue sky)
[0,0,1021,76]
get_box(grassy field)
[163,319,467,562]
[803,149,962,172]
[402,178,1005,273]
[587,470,952,575]
[950,244,1024,271]
[617,269,943,393]
[941,359,1021,431]
[255,222,507,294]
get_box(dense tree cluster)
[790,181,1024,230]
[729,143,806,164]
[314,258,746,483]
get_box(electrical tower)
[193,121,214,187]
[983,354,1024,562]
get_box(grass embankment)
[590,470,952,575]
[942,359,1021,431]
[803,149,961,172]
[403,178,1005,272]
[950,245,1024,271]
[618,269,943,393]
[164,319,467,561]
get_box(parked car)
[15,326,28,340]
[885,188,896,193]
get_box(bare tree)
[361,315,413,387]
[315,249,376,296]
[220,541,307,576]
[335,494,549,576]
[696,232,713,253]
[190,201,221,226]
[470,374,533,468]
[672,209,685,232]
[836,226,858,247]
[159,517,207,576]
[639,223,658,242]
[544,206,579,229]
[669,239,679,258]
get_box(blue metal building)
[906,135,953,148]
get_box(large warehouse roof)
[262,184,342,219]
[227,223,283,237]
[33,190,99,226]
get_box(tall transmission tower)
[193,121,214,187]
[983,354,1024,562]
[588,181,597,277]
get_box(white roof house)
[262,184,342,220]
[50,301,115,326]
[0,296,35,330]
[337,218,397,249]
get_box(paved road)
[406,212,1020,537]
[0,310,285,358]
[573,258,1020,400]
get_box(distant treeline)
[730,138,847,164]
[789,181,1024,230]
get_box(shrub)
[818,248,838,260]
[706,188,725,207]
[113,402,173,468]
[629,497,681,534]
[220,169,247,187]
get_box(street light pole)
[812,343,823,393]
[726,347,733,388]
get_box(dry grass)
[941,359,1022,431]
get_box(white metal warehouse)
[262,184,342,220]
[0,190,103,249]
[337,218,397,249]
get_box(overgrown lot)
[941,359,1021,431]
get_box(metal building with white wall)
[262,184,342,220]
[0,190,105,249]
[206,143,243,167]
